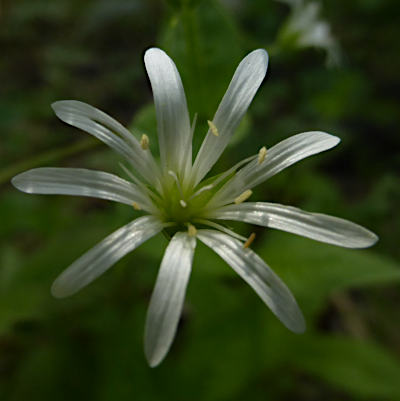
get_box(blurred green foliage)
[1,0,400,400]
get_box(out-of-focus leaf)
[160,0,243,119]
[0,190,139,333]
[294,334,400,400]
[0,138,99,185]
[257,231,400,318]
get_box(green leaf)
[294,334,400,400]
[257,231,400,317]
[160,0,243,118]
[0,138,99,185]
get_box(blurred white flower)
[12,47,375,366]
[277,0,340,66]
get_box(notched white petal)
[210,202,378,248]
[11,167,153,211]
[244,131,340,187]
[144,47,192,175]
[209,131,340,207]
[197,229,305,333]
[51,100,159,185]
[51,216,164,298]
[144,232,196,367]
[192,49,269,185]
[52,100,135,145]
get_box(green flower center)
[155,175,213,225]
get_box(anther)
[188,224,197,237]
[140,134,149,150]
[257,146,267,164]
[243,233,256,249]
[207,120,219,137]
[234,189,253,204]
[180,199,187,208]
[132,202,141,210]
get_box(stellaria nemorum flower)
[276,0,340,66]
[12,47,377,367]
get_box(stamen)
[234,189,253,204]
[189,155,258,203]
[119,163,162,205]
[119,163,141,186]
[187,184,214,201]
[257,146,267,164]
[209,155,257,189]
[168,170,187,205]
[193,219,247,242]
[207,120,219,137]
[132,202,141,210]
[187,223,197,237]
[243,233,256,248]
[140,134,149,150]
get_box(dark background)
[1,0,400,400]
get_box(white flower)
[12,47,377,367]
[277,0,340,66]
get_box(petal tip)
[50,286,65,299]
[246,48,269,76]
[370,232,379,246]
[51,100,69,112]
[51,278,74,299]
[144,47,167,64]
[309,131,341,151]
[11,172,34,193]
[340,224,379,249]
[331,134,341,146]
[315,131,341,144]
[144,46,162,54]
[51,100,61,110]
[254,48,269,65]
[288,314,306,334]
[145,352,162,368]
[11,174,24,191]
[51,100,84,116]
[144,341,164,368]
[294,321,307,334]
[358,231,379,249]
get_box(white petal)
[192,49,269,185]
[209,131,340,207]
[51,216,164,298]
[144,48,192,176]
[52,101,159,185]
[197,229,305,333]
[210,202,378,248]
[12,167,154,211]
[144,232,196,367]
